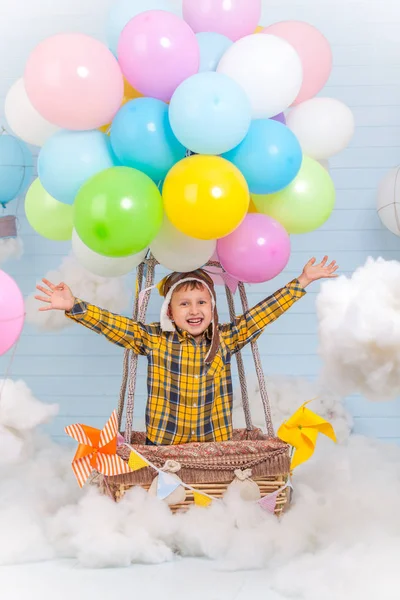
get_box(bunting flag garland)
[258,490,280,514]
[257,480,293,514]
[65,411,131,488]
[277,401,337,469]
[193,491,213,507]
[156,471,181,500]
[128,451,149,472]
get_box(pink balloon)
[183,0,261,41]
[118,11,200,102]
[206,250,239,292]
[262,21,332,105]
[217,214,290,284]
[24,34,124,130]
[0,270,25,355]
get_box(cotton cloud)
[0,237,23,265]
[25,254,131,331]
[1,376,400,600]
[317,257,400,400]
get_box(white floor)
[0,559,283,600]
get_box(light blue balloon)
[107,0,180,56]
[0,135,33,207]
[110,98,186,183]
[196,32,233,72]
[169,72,251,155]
[222,119,303,195]
[38,130,118,205]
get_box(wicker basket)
[93,258,292,515]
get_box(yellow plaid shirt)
[66,279,305,445]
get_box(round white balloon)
[150,216,216,272]
[377,167,400,237]
[286,98,355,160]
[72,230,147,277]
[217,34,303,119]
[5,79,60,147]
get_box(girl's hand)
[34,279,75,312]
[298,256,339,288]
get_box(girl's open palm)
[35,279,75,312]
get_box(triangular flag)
[193,491,212,507]
[258,490,279,514]
[156,472,181,500]
[128,450,148,471]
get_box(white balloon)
[5,79,60,147]
[72,230,147,277]
[217,34,303,119]
[150,216,216,272]
[377,167,400,237]
[286,98,355,160]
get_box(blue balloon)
[107,0,179,56]
[0,135,33,207]
[110,98,186,182]
[38,130,118,205]
[222,120,303,195]
[169,72,251,155]
[196,32,233,72]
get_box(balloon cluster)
[5,0,355,283]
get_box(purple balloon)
[217,214,291,283]
[118,11,200,102]
[271,112,286,125]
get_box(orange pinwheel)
[65,410,131,487]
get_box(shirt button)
[192,430,195,435]
[194,375,199,379]
[193,403,197,407]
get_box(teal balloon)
[222,119,303,194]
[0,135,33,207]
[196,32,233,72]
[110,98,186,182]
[38,130,118,205]
[169,72,251,155]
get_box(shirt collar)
[175,324,213,343]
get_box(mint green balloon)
[73,167,163,257]
[25,178,73,241]
[252,157,336,234]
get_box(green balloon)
[252,157,336,234]
[25,178,73,241]
[73,167,163,257]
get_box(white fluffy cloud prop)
[25,255,131,331]
[0,237,23,265]
[317,257,400,400]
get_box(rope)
[238,282,275,437]
[224,284,253,430]
[117,262,145,430]
[124,257,156,442]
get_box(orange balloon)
[98,79,143,134]
[248,198,258,213]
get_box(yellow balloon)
[163,155,249,240]
[98,79,143,134]
[254,25,264,33]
